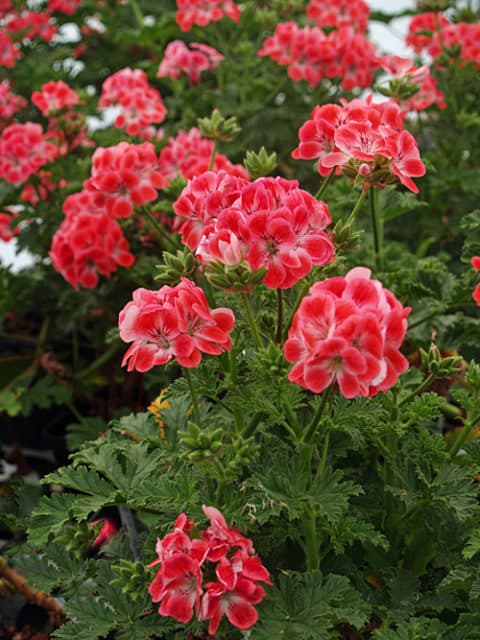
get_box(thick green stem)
[208,139,218,171]
[240,292,263,349]
[449,414,480,460]
[302,386,333,443]
[142,206,178,252]
[276,289,284,344]
[183,367,201,426]
[398,373,435,408]
[345,189,367,228]
[242,411,262,438]
[129,0,144,30]
[75,342,122,381]
[314,171,334,201]
[370,188,384,271]
[304,505,320,570]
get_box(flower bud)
[198,109,240,142]
[243,147,277,179]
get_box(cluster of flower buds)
[99,68,167,138]
[292,96,426,193]
[258,22,380,90]
[174,171,335,290]
[378,55,446,112]
[175,0,241,32]
[118,278,235,371]
[285,267,411,398]
[148,506,270,635]
[157,41,224,84]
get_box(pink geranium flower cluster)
[50,211,134,289]
[175,0,241,32]
[407,13,480,68]
[307,0,370,34]
[0,122,58,185]
[32,80,81,116]
[0,207,19,242]
[158,127,248,184]
[258,22,380,91]
[292,97,426,193]
[0,80,26,122]
[380,55,446,113]
[99,68,167,138]
[285,267,411,398]
[472,257,480,307]
[6,11,56,42]
[148,506,270,635]
[118,278,235,371]
[175,171,334,289]
[157,41,224,84]
[0,31,20,68]
[47,0,82,15]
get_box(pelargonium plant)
[1,1,480,640]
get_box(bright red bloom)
[85,142,168,218]
[405,12,448,53]
[157,40,224,84]
[91,518,118,548]
[50,211,134,289]
[0,207,20,242]
[0,122,58,185]
[47,0,82,15]
[99,68,167,138]
[175,0,241,32]
[292,96,425,193]
[148,506,269,634]
[6,11,56,42]
[32,80,81,116]
[0,31,20,68]
[307,0,370,34]
[472,257,480,307]
[119,279,235,372]
[0,80,26,122]
[159,127,248,186]
[285,267,411,397]
[258,23,380,91]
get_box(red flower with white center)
[99,68,167,137]
[119,279,235,372]
[50,211,135,289]
[406,12,448,53]
[0,122,58,185]
[158,127,248,184]
[472,257,480,307]
[32,81,81,116]
[157,40,224,84]
[307,0,370,34]
[0,208,19,242]
[175,0,241,31]
[285,267,410,397]
[148,506,269,634]
[47,0,82,15]
[86,142,167,218]
[385,130,426,194]
[0,81,26,121]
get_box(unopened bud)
[198,109,241,142]
[244,147,277,179]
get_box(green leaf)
[309,468,363,524]
[463,529,480,560]
[28,493,76,545]
[66,417,108,451]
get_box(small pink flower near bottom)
[472,257,480,306]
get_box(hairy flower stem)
[129,0,144,30]
[118,506,140,560]
[183,367,201,426]
[208,139,218,171]
[398,373,435,408]
[304,505,320,570]
[276,289,284,344]
[449,413,480,460]
[240,292,263,349]
[344,189,367,228]
[314,171,335,200]
[370,188,384,271]
[142,206,178,252]
[302,386,333,443]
